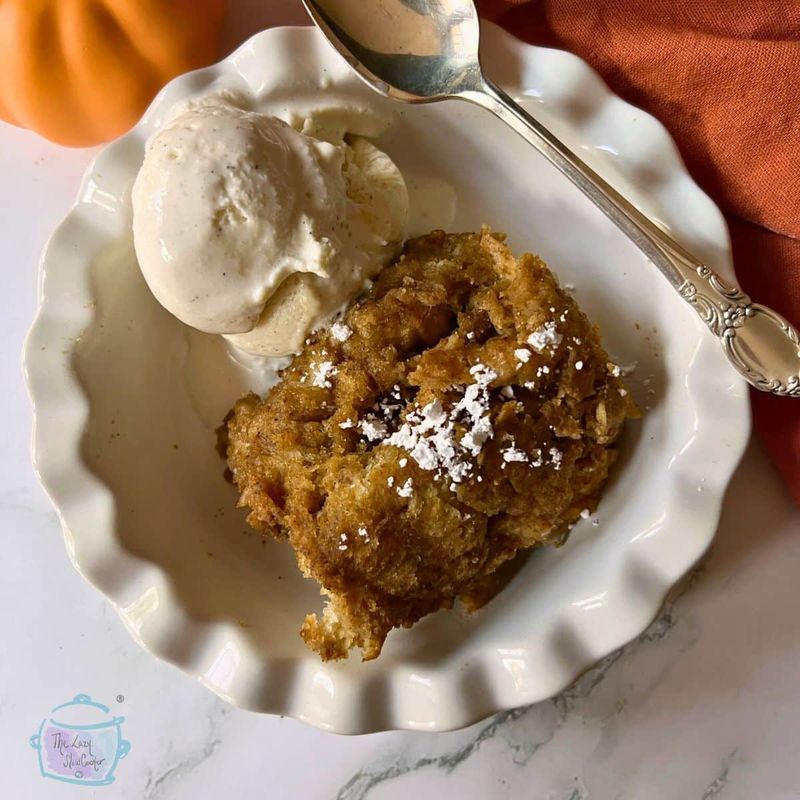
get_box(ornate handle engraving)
[679,266,800,396]
[469,83,800,396]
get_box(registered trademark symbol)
[116,694,125,703]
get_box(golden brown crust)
[225,228,639,660]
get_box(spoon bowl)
[302,0,484,100]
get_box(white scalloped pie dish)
[24,24,749,733]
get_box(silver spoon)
[301,0,800,395]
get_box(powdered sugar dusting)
[359,417,388,441]
[310,360,337,388]
[502,444,528,463]
[330,322,353,342]
[514,348,531,364]
[383,363,497,488]
[338,355,570,493]
[356,525,370,543]
[527,321,562,353]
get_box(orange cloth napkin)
[478,0,800,503]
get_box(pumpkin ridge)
[56,0,108,143]
[20,1,88,145]
[100,0,226,69]
[70,0,162,141]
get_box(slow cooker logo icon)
[29,694,131,786]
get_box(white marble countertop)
[3,3,799,798]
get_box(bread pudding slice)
[223,228,639,660]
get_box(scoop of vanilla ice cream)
[225,136,408,355]
[132,98,408,355]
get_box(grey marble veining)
[143,705,230,800]
[335,577,693,800]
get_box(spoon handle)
[463,79,800,396]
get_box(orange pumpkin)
[0,0,228,147]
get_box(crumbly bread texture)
[224,228,639,661]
